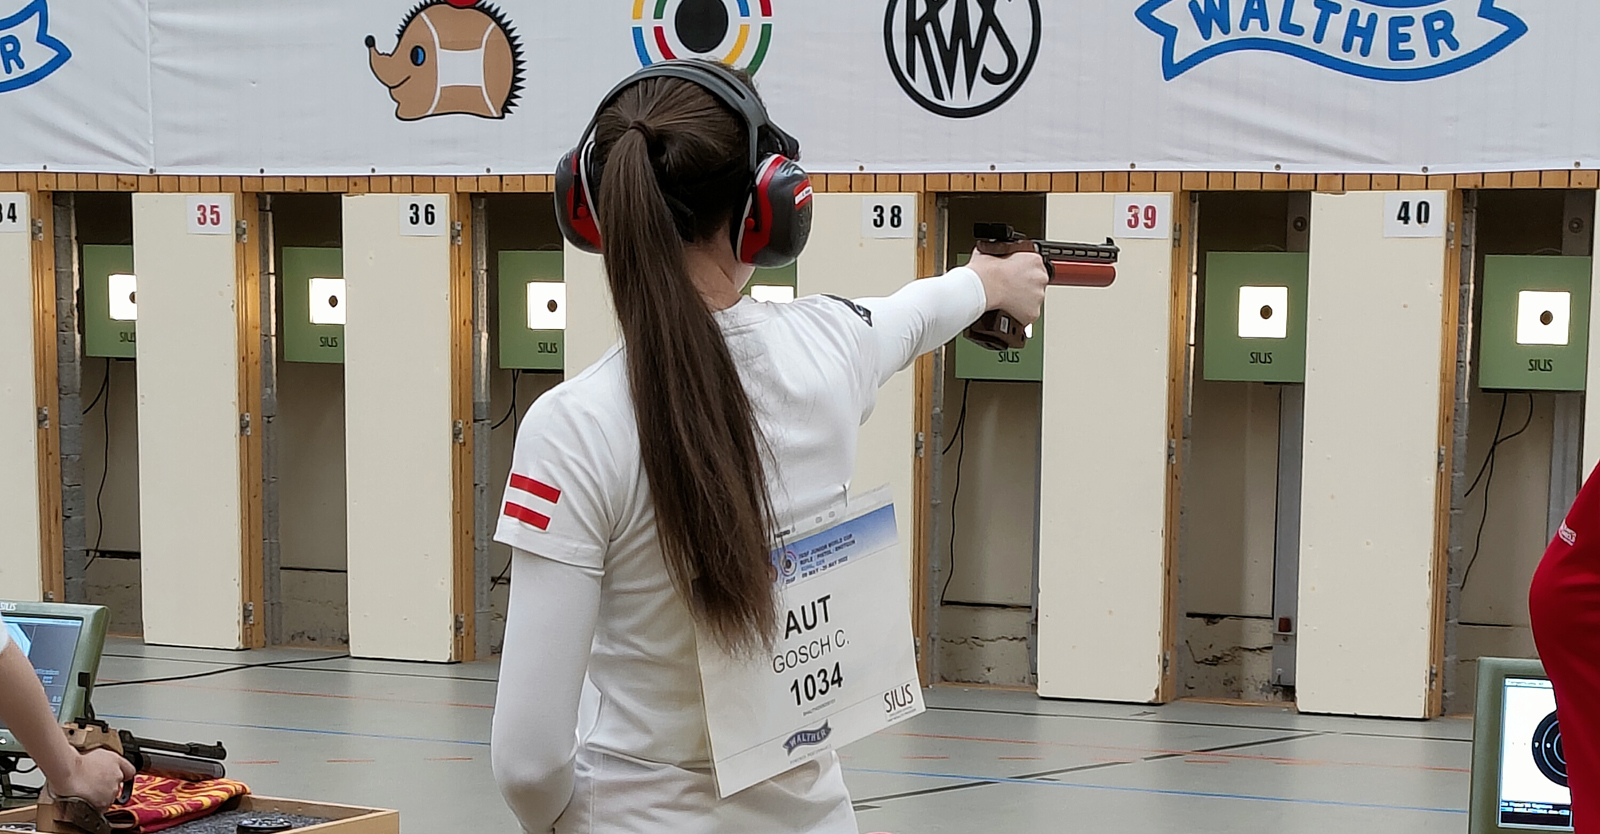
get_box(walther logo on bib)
[1135,0,1527,81]
[884,0,1042,118]
[783,722,832,754]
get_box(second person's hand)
[966,249,1049,328]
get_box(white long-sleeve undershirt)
[490,267,988,833]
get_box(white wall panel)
[797,193,920,576]
[1036,193,1173,703]
[342,195,455,662]
[132,194,243,648]
[0,194,42,600]
[1587,215,1600,477]
[1298,191,1449,718]
[563,244,616,377]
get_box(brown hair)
[591,70,777,654]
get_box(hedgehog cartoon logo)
[365,0,523,121]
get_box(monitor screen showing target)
[1498,677,1572,830]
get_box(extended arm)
[490,549,603,834]
[857,266,988,387]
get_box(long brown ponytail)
[592,72,778,654]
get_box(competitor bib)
[696,487,926,798]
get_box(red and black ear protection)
[555,60,813,268]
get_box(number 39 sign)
[1112,195,1171,240]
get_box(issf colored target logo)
[632,0,774,75]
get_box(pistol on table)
[964,222,1120,352]
[37,718,227,834]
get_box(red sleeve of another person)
[1530,464,1600,832]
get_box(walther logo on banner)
[0,0,69,94]
[884,0,1041,119]
[1136,0,1527,81]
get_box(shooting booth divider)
[1035,192,1181,703]
[562,243,615,377]
[1297,191,1456,718]
[796,193,922,584]
[130,193,263,649]
[341,194,473,662]
[1589,246,1600,475]
[0,193,44,601]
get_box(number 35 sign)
[186,196,233,235]
[1113,195,1171,240]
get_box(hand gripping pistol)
[964,223,1120,352]
[37,719,227,834]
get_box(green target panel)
[1479,256,1591,392]
[953,253,1044,382]
[83,245,136,359]
[282,247,345,364]
[499,251,565,372]
[1202,252,1309,384]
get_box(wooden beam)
[877,174,902,193]
[1483,172,1513,189]
[1542,170,1571,189]
[901,174,926,193]
[1573,170,1598,189]
[449,193,476,662]
[1155,172,1182,192]
[1344,174,1372,191]
[1398,175,1428,190]
[1000,173,1027,192]
[1129,171,1156,192]
[1104,171,1131,192]
[1026,173,1052,192]
[1078,172,1104,192]
[911,188,939,686]
[925,173,951,192]
[1159,189,1192,703]
[234,193,266,648]
[1426,189,1466,717]
[1236,172,1263,190]
[1208,172,1235,191]
[1454,173,1484,190]
[1511,171,1541,189]
[1263,172,1290,190]
[31,191,63,604]
[1051,173,1077,193]
[975,173,1001,192]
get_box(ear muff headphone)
[555,60,814,268]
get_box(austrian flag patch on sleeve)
[504,473,561,531]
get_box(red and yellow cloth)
[103,774,249,833]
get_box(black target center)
[1541,310,1555,326]
[128,291,136,304]
[329,296,339,308]
[1260,305,1274,320]
[676,0,730,54]
[547,299,558,313]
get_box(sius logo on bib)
[0,0,69,94]
[1134,0,1527,82]
[783,722,832,754]
[634,0,775,75]
[884,0,1041,119]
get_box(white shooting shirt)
[491,268,987,834]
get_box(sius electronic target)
[1472,658,1575,833]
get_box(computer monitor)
[1472,657,1574,833]
[0,602,109,758]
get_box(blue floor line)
[842,766,1468,815]
[98,713,490,748]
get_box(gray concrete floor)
[67,638,1471,833]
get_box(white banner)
[0,0,1595,175]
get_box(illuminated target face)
[1517,290,1571,346]
[108,274,138,322]
[527,282,566,331]
[1237,286,1288,340]
[309,278,346,326]
[632,0,775,74]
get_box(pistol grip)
[965,310,1027,351]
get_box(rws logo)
[1135,0,1527,81]
[0,0,69,94]
[885,0,1041,118]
